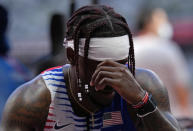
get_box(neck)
[67,66,100,116]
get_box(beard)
[88,85,115,108]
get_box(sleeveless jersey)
[41,64,136,131]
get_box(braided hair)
[66,5,135,80]
[66,5,135,131]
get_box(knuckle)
[105,60,110,63]
[105,59,112,64]
[100,66,105,71]
[118,68,122,72]
[97,66,105,71]
[119,67,126,72]
[96,67,101,72]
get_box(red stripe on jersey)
[41,66,62,74]
[48,113,55,116]
[49,106,54,110]
[46,119,56,123]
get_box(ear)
[67,47,75,65]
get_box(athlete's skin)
[1,47,181,131]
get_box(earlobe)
[67,47,75,65]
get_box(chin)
[90,91,115,107]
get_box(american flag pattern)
[103,111,123,127]
[41,64,133,131]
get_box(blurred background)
[0,0,193,129]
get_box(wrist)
[131,91,148,108]
[134,93,157,118]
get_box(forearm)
[134,69,182,130]
[140,108,181,131]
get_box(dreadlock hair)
[66,4,135,80]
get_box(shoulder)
[1,75,51,130]
[135,68,164,88]
[8,74,51,107]
[135,68,170,111]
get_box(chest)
[42,67,136,130]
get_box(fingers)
[90,66,120,86]
[91,60,128,85]
[90,60,128,91]
[95,77,119,91]
[93,70,121,88]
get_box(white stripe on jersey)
[42,65,103,131]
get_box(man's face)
[78,55,127,107]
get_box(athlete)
[1,5,181,131]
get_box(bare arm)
[1,75,51,131]
[90,60,181,131]
[134,68,181,131]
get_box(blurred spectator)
[0,5,32,122]
[34,13,67,75]
[134,7,193,123]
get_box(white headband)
[65,35,129,61]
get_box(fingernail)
[90,81,93,86]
